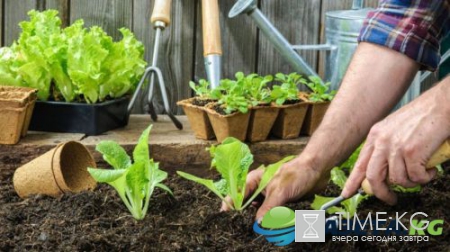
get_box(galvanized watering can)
[229,0,448,107]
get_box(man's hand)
[221,158,329,220]
[342,79,450,204]
[220,42,423,220]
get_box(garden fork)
[128,0,183,130]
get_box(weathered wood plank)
[194,0,258,82]
[4,0,38,46]
[0,0,3,46]
[46,0,70,27]
[257,0,321,82]
[70,0,133,40]
[0,115,309,179]
[318,0,380,78]
[132,0,197,115]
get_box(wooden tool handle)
[151,0,172,25]
[201,0,222,56]
[362,140,450,195]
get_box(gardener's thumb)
[255,193,284,222]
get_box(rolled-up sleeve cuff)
[358,9,440,71]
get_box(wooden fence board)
[194,0,258,83]
[46,0,70,27]
[70,0,133,40]
[4,0,38,46]
[257,0,321,81]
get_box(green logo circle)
[261,206,295,229]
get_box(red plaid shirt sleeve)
[358,0,450,71]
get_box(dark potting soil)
[191,98,215,107]
[1,169,450,251]
[282,99,302,105]
[212,104,229,116]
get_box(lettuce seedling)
[235,72,273,106]
[189,79,211,98]
[304,76,336,102]
[177,137,294,210]
[87,125,172,220]
[271,72,306,105]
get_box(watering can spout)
[229,0,322,83]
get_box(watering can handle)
[361,139,450,195]
[352,0,364,10]
[151,0,172,26]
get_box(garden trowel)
[128,0,183,130]
[321,139,450,213]
[202,0,222,89]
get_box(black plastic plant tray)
[29,97,130,135]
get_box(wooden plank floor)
[0,115,308,179]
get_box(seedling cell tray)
[29,97,130,135]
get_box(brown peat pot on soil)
[1,170,450,251]
[271,100,309,139]
[205,103,250,143]
[13,141,97,198]
[246,104,280,142]
[301,101,330,136]
[0,86,37,145]
[177,97,215,140]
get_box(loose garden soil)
[1,165,449,251]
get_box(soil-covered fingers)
[366,148,397,205]
[388,151,418,188]
[220,168,264,211]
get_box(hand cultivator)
[128,0,183,130]
[320,139,450,219]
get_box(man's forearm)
[299,42,420,172]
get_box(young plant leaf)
[87,167,127,183]
[210,137,253,210]
[96,141,131,170]
[178,138,294,211]
[133,125,152,164]
[87,124,171,220]
[330,167,347,189]
[311,195,345,215]
[176,171,227,202]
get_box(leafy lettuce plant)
[177,137,293,210]
[304,76,336,102]
[0,10,146,103]
[271,72,305,105]
[87,125,172,220]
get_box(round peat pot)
[13,141,97,198]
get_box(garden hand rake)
[321,139,450,214]
[128,0,183,130]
